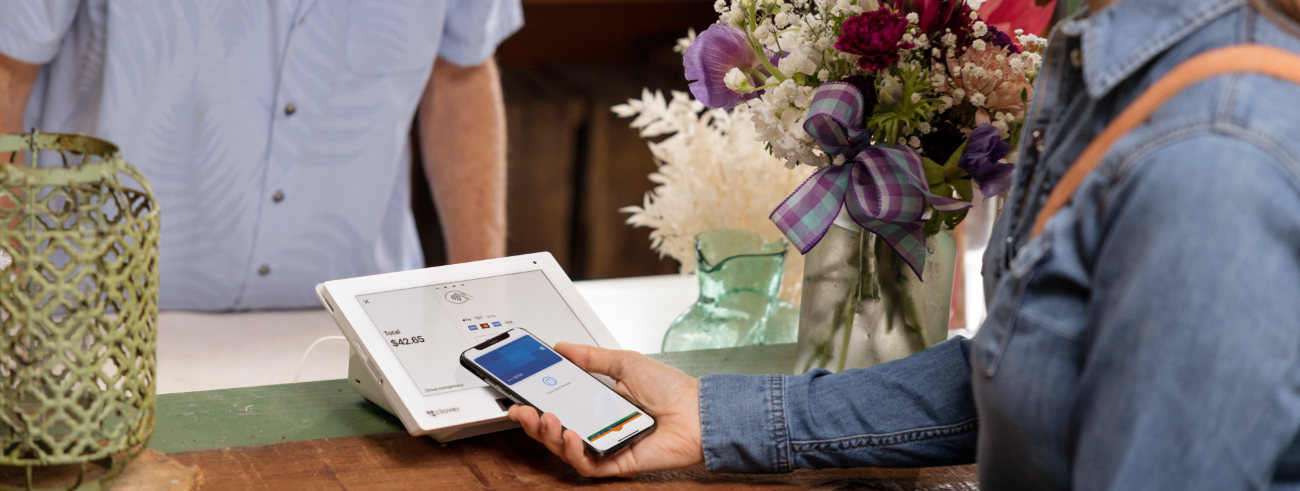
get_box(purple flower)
[958,124,1015,197]
[835,10,914,74]
[684,24,772,109]
[987,25,1021,54]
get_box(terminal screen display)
[356,271,597,396]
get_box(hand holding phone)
[462,330,705,476]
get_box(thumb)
[555,342,631,380]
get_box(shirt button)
[1070,49,1082,68]
[272,190,285,203]
[258,265,271,276]
[284,103,297,116]
[1006,236,1014,244]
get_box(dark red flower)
[893,0,973,44]
[835,10,914,74]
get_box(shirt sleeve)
[437,0,523,67]
[699,337,979,473]
[0,0,80,64]
[1070,135,1300,490]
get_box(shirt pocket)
[345,0,447,74]
[970,233,1054,377]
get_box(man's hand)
[508,342,705,477]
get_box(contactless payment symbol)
[542,377,557,386]
[445,291,472,304]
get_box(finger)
[555,342,634,380]
[560,429,602,477]
[514,406,543,440]
[537,412,568,459]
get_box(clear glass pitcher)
[661,229,799,352]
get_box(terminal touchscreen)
[354,270,598,398]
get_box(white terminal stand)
[317,253,624,443]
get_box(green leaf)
[944,209,969,229]
[952,178,973,202]
[943,140,967,173]
[923,212,944,236]
[923,157,945,187]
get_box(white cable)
[294,336,347,383]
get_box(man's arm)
[417,56,507,264]
[0,52,39,156]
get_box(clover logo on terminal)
[445,291,472,304]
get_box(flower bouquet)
[681,0,1044,370]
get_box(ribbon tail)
[770,165,851,254]
[844,189,930,280]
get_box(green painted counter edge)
[152,343,797,453]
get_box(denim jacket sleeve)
[698,337,978,473]
[1067,134,1300,490]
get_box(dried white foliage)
[615,89,816,302]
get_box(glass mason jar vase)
[794,210,956,373]
[662,229,799,352]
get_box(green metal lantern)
[0,132,159,490]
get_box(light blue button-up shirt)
[0,0,523,311]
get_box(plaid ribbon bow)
[769,82,969,278]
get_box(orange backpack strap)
[1030,45,1300,238]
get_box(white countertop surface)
[156,274,698,394]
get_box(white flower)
[953,88,966,101]
[906,12,919,24]
[818,69,830,82]
[903,33,915,43]
[909,136,922,148]
[714,0,727,13]
[942,33,958,47]
[967,0,985,9]
[674,28,697,54]
[973,21,987,37]
[991,120,1009,138]
[970,11,979,20]
[918,122,932,134]
[972,39,986,51]
[910,92,922,103]
[969,92,987,107]
[1009,57,1025,73]
[940,95,954,108]
[897,137,907,145]
[932,48,942,58]
[724,68,748,91]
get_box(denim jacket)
[699,0,1300,488]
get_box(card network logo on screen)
[477,336,561,386]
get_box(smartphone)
[460,328,656,457]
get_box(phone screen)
[466,331,654,452]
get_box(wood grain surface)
[169,431,977,491]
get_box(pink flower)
[945,45,1033,115]
[835,10,914,74]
